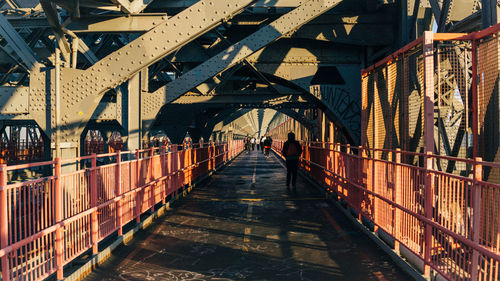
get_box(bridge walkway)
[83,150,409,281]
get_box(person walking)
[260,137,265,153]
[263,136,272,157]
[251,137,256,150]
[282,132,302,192]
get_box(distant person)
[260,137,266,153]
[251,137,256,150]
[263,136,272,157]
[282,132,302,191]
[256,137,261,150]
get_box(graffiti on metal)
[310,84,361,143]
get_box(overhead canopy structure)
[0,0,487,159]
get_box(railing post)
[149,147,154,182]
[115,151,122,236]
[149,147,154,212]
[394,148,402,253]
[90,154,98,255]
[161,146,166,204]
[423,151,433,276]
[54,158,64,280]
[0,164,9,281]
[470,157,482,281]
[358,146,363,221]
[346,144,351,198]
[135,150,141,223]
[422,30,435,277]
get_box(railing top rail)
[2,142,233,173]
[361,37,423,75]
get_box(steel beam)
[158,0,341,105]
[482,0,500,27]
[110,0,153,14]
[52,0,255,145]
[66,14,165,33]
[0,13,39,70]
[172,92,310,105]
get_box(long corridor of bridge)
[83,150,408,281]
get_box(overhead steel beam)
[110,0,153,14]
[428,0,442,23]
[482,0,500,27]
[437,0,452,32]
[158,0,341,105]
[48,0,255,144]
[66,14,165,33]
[0,13,39,70]
[172,92,311,106]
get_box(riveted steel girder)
[172,92,311,106]
[43,0,255,143]
[157,0,341,105]
[110,0,153,14]
[0,13,39,70]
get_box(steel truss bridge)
[0,1,499,281]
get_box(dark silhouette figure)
[282,132,302,191]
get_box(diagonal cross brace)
[157,0,341,104]
[56,0,255,141]
[0,13,38,70]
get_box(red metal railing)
[272,140,500,281]
[0,140,243,281]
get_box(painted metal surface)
[361,25,500,185]
[268,138,500,281]
[0,140,244,280]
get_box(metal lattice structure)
[0,0,486,163]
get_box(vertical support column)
[135,150,141,223]
[90,154,98,255]
[471,40,478,159]
[125,72,144,152]
[71,37,79,69]
[0,164,8,281]
[470,157,482,281]
[422,30,434,277]
[394,148,402,253]
[55,47,61,159]
[482,0,500,28]
[54,158,63,280]
[116,151,122,236]
[423,31,435,153]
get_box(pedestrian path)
[83,150,409,281]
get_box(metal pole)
[0,164,10,281]
[90,154,98,255]
[422,30,435,277]
[470,157,482,281]
[135,150,141,223]
[54,158,63,279]
[471,40,478,159]
[55,47,61,159]
[116,151,122,236]
[71,37,79,69]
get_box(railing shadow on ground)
[271,140,500,281]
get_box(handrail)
[272,140,500,281]
[0,140,244,280]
